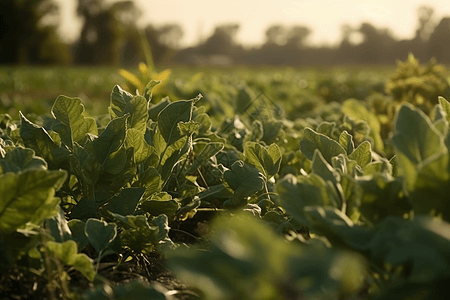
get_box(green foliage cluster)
[386,53,450,114]
[2,58,450,299]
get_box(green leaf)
[139,192,179,217]
[277,174,334,226]
[0,169,66,234]
[157,96,200,146]
[51,95,98,149]
[358,175,411,225]
[311,150,340,186]
[303,206,372,250]
[439,96,450,123]
[339,131,354,155]
[167,213,296,300]
[392,104,448,191]
[236,86,254,114]
[104,187,145,216]
[0,147,47,174]
[138,166,162,198]
[148,97,171,121]
[47,208,71,243]
[223,160,265,206]
[121,95,148,133]
[342,99,384,153]
[46,240,95,281]
[85,219,117,254]
[300,127,346,164]
[124,129,155,165]
[70,198,99,220]
[348,141,372,168]
[243,142,282,179]
[109,85,133,119]
[20,112,68,169]
[143,80,161,102]
[158,135,190,182]
[85,114,128,173]
[111,213,168,253]
[194,112,212,135]
[68,219,89,249]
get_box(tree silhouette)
[200,24,241,56]
[428,17,450,63]
[75,0,139,65]
[0,0,70,64]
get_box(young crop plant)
[2,64,450,299]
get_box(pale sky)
[57,0,450,47]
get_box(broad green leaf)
[261,120,283,144]
[148,97,171,121]
[358,175,411,225]
[159,136,190,182]
[439,96,450,123]
[68,219,89,249]
[362,159,392,176]
[143,80,161,102]
[188,142,224,173]
[433,104,448,136]
[194,112,212,135]
[85,114,128,173]
[157,96,200,146]
[300,127,346,163]
[339,131,354,155]
[167,213,296,300]
[70,198,99,220]
[244,142,282,179]
[369,216,450,288]
[236,86,253,114]
[139,166,163,198]
[0,147,46,174]
[104,187,145,216]
[46,208,71,243]
[139,192,179,217]
[124,129,155,165]
[121,95,148,133]
[85,219,117,254]
[46,240,95,281]
[20,113,68,169]
[51,96,98,149]
[348,141,372,168]
[223,160,265,206]
[105,147,128,175]
[277,174,334,226]
[152,129,166,157]
[0,170,66,234]
[311,150,340,186]
[304,206,372,251]
[342,99,384,152]
[109,85,133,119]
[392,104,448,191]
[316,121,336,138]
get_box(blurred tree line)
[0,0,183,66]
[1,1,450,66]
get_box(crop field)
[1,55,450,300]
